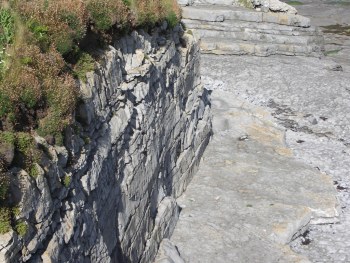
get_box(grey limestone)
[170,76,339,262]
[0,28,212,263]
[181,3,323,57]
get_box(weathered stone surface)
[0,28,211,263]
[154,239,184,263]
[197,47,350,261]
[252,0,297,14]
[0,232,20,263]
[170,77,339,262]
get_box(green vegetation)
[0,7,15,76]
[238,0,254,9]
[286,1,304,6]
[63,174,71,187]
[15,220,28,237]
[73,52,95,82]
[87,0,129,31]
[322,24,350,36]
[0,131,15,145]
[325,49,342,56]
[186,29,193,36]
[29,163,39,178]
[127,0,181,29]
[0,207,11,234]
[16,132,34,155]
[12,206,20,217]
[0,8,15,48]
[83,136,91,145]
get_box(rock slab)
[170,77,339,262]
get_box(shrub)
[130,0,181,28]
[1,63,41,108]
[73,52,95,82]
[29,163,39,178]
[0,7,15,76]
[16,132,34,156]
[86,0,130,31]
[16,0,88,54]
[0,92,12,118]
[0,131,15,145]
[27,20,50,52]
[0,7,15,49]
[0,207,11,234]
[15,220,28,237]
[0,43,75,135]
[36,74,77,136]
[160,0,181,28]
[130,0,160,28]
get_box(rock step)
[182,5,311,28]
[170,89,339,263]
[188,27,323,46]
[200,37,323,56]
[182,19,322,36]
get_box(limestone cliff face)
[0,28,212,263]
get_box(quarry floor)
[170,1,350,262]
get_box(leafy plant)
[29,163,39,178]
[0,131,15,145]
[15,220,28,237]
[63,174,71,187]
[166,11,178,28]
[73,52,95,82]
[20,88,39,108]
[0,92,12,117]
[0,7,15,77]
[0,207,11,234]
[87,0,129,31]
[27,20,50,51]
[0,7,15,49]
[16,132,34,155]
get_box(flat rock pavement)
[170,77,339,262]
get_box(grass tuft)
[0,207,11,234]
[63,174,71,187]
[73,52,95,82]
[15,220,28,237]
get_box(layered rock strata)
[0,28,211,263]
[179,1,324,56]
